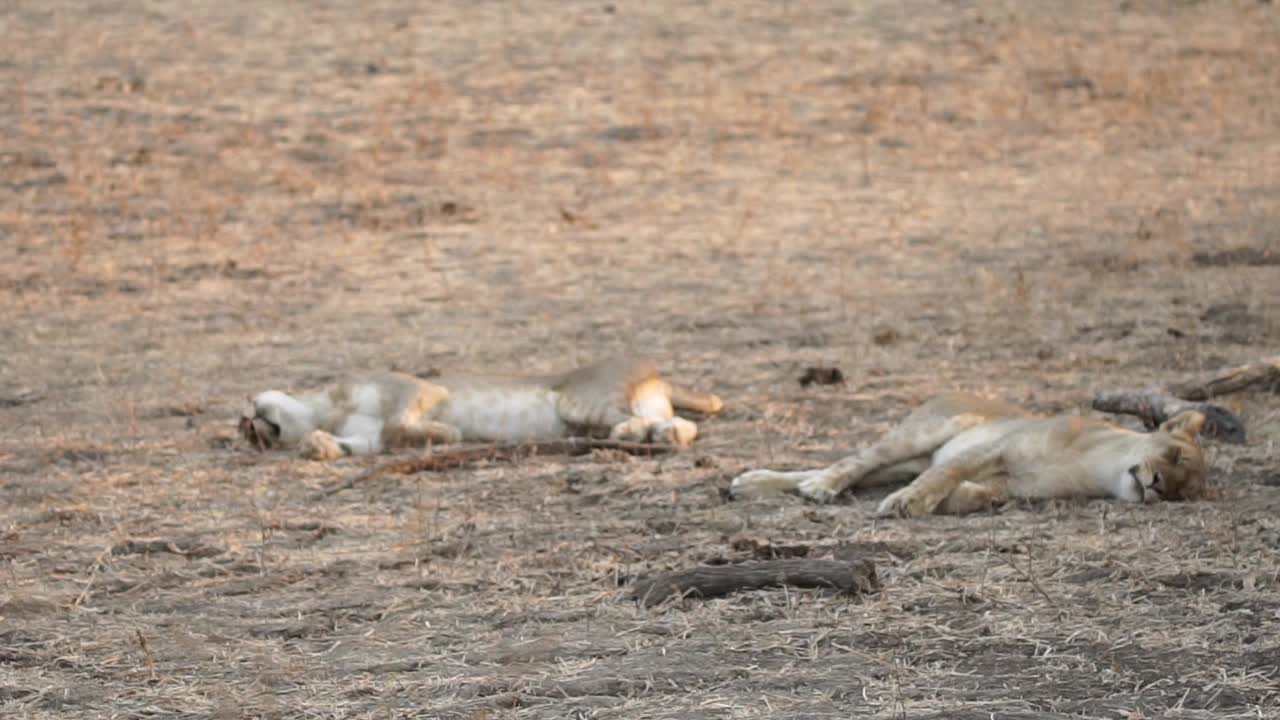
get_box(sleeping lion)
[730,393,1208,517]
[240,357,722,460]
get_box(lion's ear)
[1159,410,1206,438]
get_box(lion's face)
[1129,411,1208,502]
[239,391,310,450]
[239,407,279,450]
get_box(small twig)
[317,439,676,499]
[1002,551,1060,614]
[135,629,158,681]
[72,544,114,608]
[976,505,997,596]
[890,664,907,719]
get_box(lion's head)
[1129,411,1208,502]
[239,391,311,450]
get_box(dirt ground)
[3,0,1280,717]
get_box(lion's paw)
[433,425,463,444]
[796,475,841,503]
[875,487,933,518]
[300,430,345,461]
[729,470,798,499]
[651,418,698,448]
[609,417,652,443]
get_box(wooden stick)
[1091,390,1246,444]
[317,439,675,499]
[627,558,878,608]
[1168,356,1279,401]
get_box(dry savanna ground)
[3,0,1280,718]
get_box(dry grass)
[2,0,1280,717]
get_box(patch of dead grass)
[1,0,1279,717]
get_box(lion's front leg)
[729,469,823,498]
[305,415,386,459]
[788,451,892,502]
[801,413,999,504]
[936,480,1007,515]
[384,416,463,449]
[377,381,458,449]
[795,468,849,503]
[301,430,347,461]
[876,450,1003,518]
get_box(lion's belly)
[436,388,569,441]
[934,418,1109,499]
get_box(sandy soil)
[2,0,1279,717]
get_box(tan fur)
[729,393,1208,517]
[239,357,722,460]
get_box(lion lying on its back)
[730,393,1208,517]
[240,357,722,460]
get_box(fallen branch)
[1168,356,1279,401]
[1091,390,1245,444]
[627,558,878,608]
[111,537,225,558]
[317,439,675,499]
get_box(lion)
[238,357,722,460]
[729,393,1208,517]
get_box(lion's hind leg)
[649,417,698,447]
[607,414,698,447]
[550,359,713,448]
[605,375,704,447]
[667,382,723,415]
[648,382,720,446]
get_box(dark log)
[1168,356,1280,401]
[628,558,878,608]
[1091,390,1246,444]
[317,439,674,499]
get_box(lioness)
[240,357,723,460]
[729,393,1207,517]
